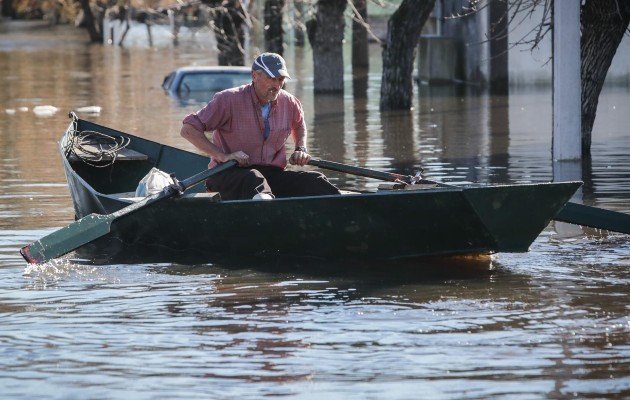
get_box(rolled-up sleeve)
[182,113,206,132]
[182,91,231,132]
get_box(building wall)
[440,0,489,84]
[413,0,630,86]
[508,6,630,86]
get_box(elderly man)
[180,52,340,200]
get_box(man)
[180,52,341,200]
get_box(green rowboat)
[24,113,582,265]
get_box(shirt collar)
[248,83,278,107]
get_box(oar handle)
[109,159,239,219]
[308,159,413,184]
[179,160,238,191]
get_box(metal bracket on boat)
[409,169,423,185]
[167,173,186,195]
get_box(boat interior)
[63,117,441,203]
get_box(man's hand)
[223,151,250,166]
[289,148,311,166]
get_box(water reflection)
[416,85,509,183]
[311,93,346,163]
[381,110,417,170]
[4,236,630,398]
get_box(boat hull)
[60,115,582,265]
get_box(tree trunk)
[351,0,369,98]
[489,0,508,95]
[264,0,285,54]
[581,0,630,156]
[2,0,16,18]
[307,0,347,93]
[352,0,369,69]
[294,0,305,46]
[79,0,103,42]
[380,0,435,111]
[210,0,246,66]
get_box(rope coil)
[64,119,130,167]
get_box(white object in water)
[75,106,102,114]
[33,105,59,117]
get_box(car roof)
[173,66,252,73]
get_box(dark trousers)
[205,165,341,200]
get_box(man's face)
[252,70,285,103]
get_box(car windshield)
[162,72,175,90]
[178,72,251,92]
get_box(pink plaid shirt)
[182,83,306,169]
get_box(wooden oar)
[310,158,630,235]
[308,159,418,184]
[20,160,237,264]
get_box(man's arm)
[180,123,249,166]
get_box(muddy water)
[1,22,630,399]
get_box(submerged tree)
[264,0,285,54]
[78,0,102,43]
[580,0,630,156]
[380,0,436,110]
[209,0,246,66]
[2,0,16,18]
[307,0,347,93]
[351,0,369,69]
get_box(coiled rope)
[63,120,131,168]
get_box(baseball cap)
[252,53,291,79]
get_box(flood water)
[1,21,630,399]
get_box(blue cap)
[252,53,291,79]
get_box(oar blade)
[20,214,114,264]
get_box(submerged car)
[162,66,252,105]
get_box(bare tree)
[209,0,246,66]
[489,0,508,94]
[294,0,306,46]
[581,0,630,157]
[350,0,371,99]
[78,0,103,42]
[264,0,285,54]
[380,0,436,110]
[307,0,347,93]
[2,0,16,18]
[351,0,369,69]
